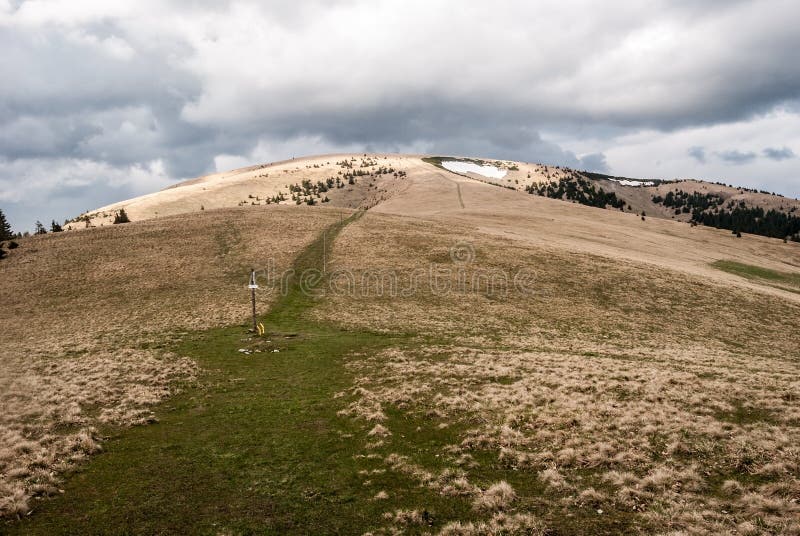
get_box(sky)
[1,0,799,232]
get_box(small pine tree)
[34,220,47,235]
[113,209,130,224]
[0,208,12,241]
[50,220,63,232]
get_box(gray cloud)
[763,146,796,160]
[1,0,800,231]
[579,153,610,173]
[717,150,758,165]
[688,146,706,163]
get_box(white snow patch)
[609,178,655,187]
[442,160,507,179]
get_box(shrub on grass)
[113,209,130,224]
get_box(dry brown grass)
[438,512,545,536]
[2,156,799,531]
[322,212,800,534]
[472,481,516,512]
[318,212,799,358]
[0,205,339,517]
[373,164,800,302]
[346,344,800,533]
[80,153,418,226]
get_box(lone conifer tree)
[113,208,130,224]
[0,208,12,241]
[34,220,47,235]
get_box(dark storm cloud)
[763,146,795,160]
[688,146,706,163]
[578,153,610,173]
[284,103,571,158]
[0,117,101,159]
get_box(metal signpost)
[248,268,259,333]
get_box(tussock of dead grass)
[382,508,425,526]
[384,454,479,498]
[576,487,606,508]
[0,486,29,519]
[368,424,392,438]
[337,387,387,422]
[438,512,544,536]
[0,206,338,517]
[472,481,516,512]
[538,467,569,491]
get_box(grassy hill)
[2,154,800,534]
[64,153,800,244]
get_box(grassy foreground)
[7,212,409,534]
[17,213,800,534]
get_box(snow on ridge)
[609,178,655,187]
[442,160,507,179]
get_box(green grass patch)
[715,402,779,426]
[712,260,800,293]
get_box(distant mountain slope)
[68,153,800,242]
[65,154,421,229]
